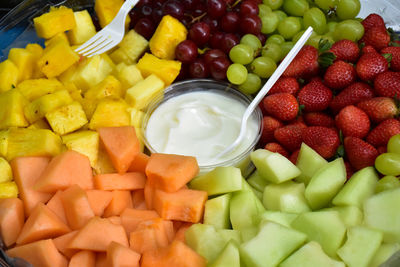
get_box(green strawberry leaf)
[318,52,336,68]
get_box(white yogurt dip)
[144,90,259,166]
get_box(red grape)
[193,3,207,17]
[210,57,230,80]
[203,49,227,65]
[176,64,188,81]
[182,0,200,9]
[203,16,220,32]
[137,0,151,7]
[153,0,166,8]
[162,0,185,20]
[221,33,239,54]
[256,33,267,45]
[152,7,163,23]
[189,22,211,47]
[240,0,259,16]
[129,8,142,28]
[189,58,210,78]
[176,40,199,63]
[240,14,262,35]
[207,0,227,18]
[209,32,224,49]
[134,18,155,40]
[141,5,153,17]
[220,12,240,33]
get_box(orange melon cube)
[86,190,113,217]
[46,190,68,224]
[120,208,159,234]
[69,250,96,267]
[103,190,133,217]
[107,241,140,267]
[53,230,79,259]
[94,172,146,191]
[0,198,24,247]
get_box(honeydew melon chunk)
[322,206,363,227]
[369,243,400,267]
[375,175,400,193]
[240,221,307,267]
[247,170,269,192]
[262,181,310,213]
[189,166,242,196]
[305,158,346,210]
[203,193,231,229]
[295,143,328,185]
[280,241,345,267]
[363,188,400,243]
[241,178,266,214]
[332,167,378,208]
[337,226,383,267]
[291,210,346,258]
[250,187,263,200]
[217,229,242,244]
[258,211,298,228]
[250,149,301,183]
[208,241,240,267]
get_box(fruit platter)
[1,0,400,266]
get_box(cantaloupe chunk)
[132,189,146,210]
[7,239,68,267]
[103,190,133,217]
[98,126,140,174]
[33,6,76,39]
[53,230,79,259]
[144,180,156,209]
[129,227,166,254]
[46,190,68,224]
[128,152,149,173]
[95,253,108,267]
[35,150,94,193]
[174,223,193,243]
[106,241,140,267]
[69,250,96,267]
[108,216,122,225]
[146,153,199,193]
[61,185,95,230]
[16,203,70,245]
[86,190,113,217]
[68,217,129,252]
[120,208,159,234]
[0,198,24,247]
[11,156,52,216]
[94,172,146,191]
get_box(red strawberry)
[289,149,300,165]
[283,45,319,79]
[356,52,389,81]
[357,97,398,123]
[344,161,354,180]
[268,77,300,95]
[274,123,307,152]
[260,116,283,145]
[377,146,387,155]
[361,13,385,32]
[297,79,333,112]
[329,82,375,114]
[361,45,378,55]
[344,137,379,171]
[302,126,340,159]
[264,143,289,157]
[335,105,370,138]
[304,112,335,128]
[374,71,400,98]
[263,93,299,121]
[324,60,357,90]
[330,39,360,63]
[362,26,390,51]
[381,46,400,72]
[366,118,400,147]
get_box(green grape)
[274,10,287,22]
[278,17,302,40]
[327,21,338,33]
[388,134,400,155]
[238,73,262,94]
[261,43,282,62]
[333,19,364,42]
[315,0,338,10]
[292,30,306,43]
[227,64,248,85]
[229,44,254,65]
[336,0,361,20]
[266,34,285,45]
[375,175,400,193]
[240,34,262,52]
[250,56,277,78]
[307,34,333,48]
[281,42,294,59]
[375,153,400,176]
[263,0,284,10]
[261,12,279,34]
[303,7,327,34]
[283,0,309,17]
[259,4,273,17]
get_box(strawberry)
[268,77,300,96]
[361,45,377,55]
[274,123,307,152]
[366,118,400,147]
[304,112,335,128]
[377,146,387,155]
[260,116,283,145]
[283,45,319,79]
[302,126,340,159]
[324,60,357,90]
[335,105,370,138]
[264,142,289,157]
[289,149,300,165]
[329,82,375,114]
[356,52,389,81]
[330,39,360,63]
[362,26,390,51]
[357,97,398,123]
[263,93,299,121]
[297,79,333,112]
[344,137,379,171]
[381,46,400,72]
[374,71,400,98]
[361,13,385,32]
[344,161,354,180]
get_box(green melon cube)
[209,241,240,267]
[247,170,269,192]
[295,143,328,185]
[322,206,363,228]
[217,229,242,244]
[375,175,400,193]
[241,178,266,214]
[259,210,298,228]
[369,243,400,267]
[203,193,231,229]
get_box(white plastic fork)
[75,0,139,57]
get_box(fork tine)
[84,39,115,57]
[77,34,109,55]
[75,33,105,53]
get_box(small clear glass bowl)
[141,79,263,177]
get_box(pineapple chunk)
[64,82,84,103]
[33,6,76,39]
[45,101,88,135]
[84,75,122,100]
[0,89,29,129]
[62,130,99,167]
[0,131,8,158]
[149,15,188,60]
[0,60,19,93]
[93,143,116,174]
[125,74,165,110]
[17,78,63,101]
[44,32,69,47]
[6,128,62,161]
[27,119,51,130]
[67,10,97,45]
[38,40,80,78]
[24,89,73,123]
[0,182,18,198]
[25,43,45,78]
[8,48,35,82]
[80,98,99,120]
[89,98,130,129]
[94,0,130,29]
[136,53,181,86]
[115,63,143,91]
[0,157,12,183]
[110,30,149,65]
[128,107,144,128]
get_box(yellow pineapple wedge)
[25,43,45,78]
[114,63,143,92]
[136,53,181,86]
[33,6,76,39]
[62,130,99,167]
[24,89,73,123]
[8,48,35,82]
[44,32,69,47]
[0,157,12,183]
[109,30,149,65]
[0,182,18,198]
[0,89,29,130]
[27,119,51,130]
[64,82,84,103]
[128,107,144,128]
[45,101,88,135]
[0,60,19,93]
[67,10,96,45]
[84,75,122,100]
[94,0,130,29]
[16,78,63,101]
[93,143,116,174]
[149,15,188,60]
[89,98,130,129]
[5,127,62,161]
[125,74,165,110]
[0,131,8,158]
